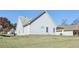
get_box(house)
[7,28,16,35]
[16,11,56,35]
[56,24,79,36]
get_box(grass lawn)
[0,35,79,48]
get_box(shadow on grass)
[0,34,11,37]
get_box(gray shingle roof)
[23,11,46,27]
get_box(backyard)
[0,35,79,48]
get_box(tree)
[71,18,79,25]
[61,19,67,25]
[0,17,13,33]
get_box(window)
[53,28,55,33]
[46,27,48,33]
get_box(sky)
[0,10,79,25]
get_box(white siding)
[30,12,56,35]
[62,31,73,36]
[55,31,73,36]
[16,18,24,35]
[55,32,62,35]
[16,11,56,35]
[24,25,30,35]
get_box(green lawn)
[0,35,79,48]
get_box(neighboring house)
[7,28,16,35]
[56,24,79,36]
[16,11,56,35]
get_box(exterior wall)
[30,12,56,35]
[55,30,73,36]
[55,32,62,35]
[63,31,73,36]
[16,18,24,35]
[16,12,56,35]
[24,25,30,35]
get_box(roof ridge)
[23,11,47,27]
[29,10,46,24]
